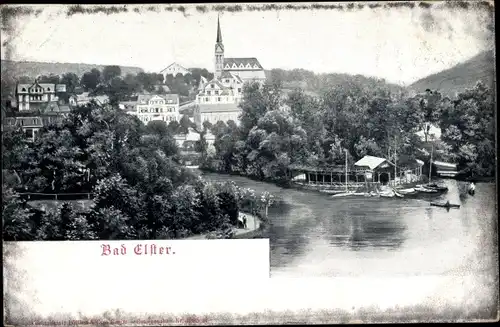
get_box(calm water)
[204,173,497,278]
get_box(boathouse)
[433,160,458,178]
[354,155,424,186]
[290,155,424,188]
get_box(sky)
[1,3,494,85]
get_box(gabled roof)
[354,155,390,170]
[219,71,243,83]
[160,62,190,73]
[205,79,227,90]
[137,93,179,104]
[223,58,263,70]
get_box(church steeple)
[216,15,223,43]
[214,14,224,78]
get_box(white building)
[160,63,191,80]
[194,103,241,126]
[196,72,244,105]
[16,81,65,111]
[69,92,109,107]
[135,94,180,125]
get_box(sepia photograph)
[2,2,498,325]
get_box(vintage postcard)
[2,2,497,325]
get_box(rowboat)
[424,184,449,192]
[430,202,460,209]
[415,186,438,193]
[331,192,367,198]
[397,188,418,196]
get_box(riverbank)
[184,211,261,240]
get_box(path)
[185,212,260,240]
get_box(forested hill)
[408,50,495,99]
[265,68,405,97]
[1,60,144,79]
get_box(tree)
[167,120,181,135]
[38,74,60,84]
[438,81,495,177]
[179,114,192,134]
[102,65,122,83]
[2,188,34,241]
[81,69,101,91]
[60,72,80,94]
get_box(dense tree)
[38,74,60,84]
[102,65,122,83]
[438,81,495,177]
[80,68,101,91]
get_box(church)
[194,16,266,127]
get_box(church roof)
[223,58,263,70]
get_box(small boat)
[430,201,460,209]
[380,192,395,198]
[424,184,449,192]
[320,189,345,194]
[332,192,355,197]
[331,192,366,198]
[415,186,438,193]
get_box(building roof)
[137,94,179,104]
[219,71,243,83]
[354,155,390,170]
[159,62,190,74]
[17,82,56,93]
[198,103,241,113]
[223,58,263,70]
[433,160,457,168]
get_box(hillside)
[408,50,495,98]
[1,60,144,79]
[264,69,405,98]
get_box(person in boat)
[445,200,450,207]
[468,182,476,192]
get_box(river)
[203,172,497,280]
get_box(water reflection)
[204,173,496,277]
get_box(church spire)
[216,14,223,43]
[214,14,224,79]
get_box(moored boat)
[415,186,438,193]
[423,183,449,192]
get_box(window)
[20,120,24,126]
[238,88,241,93]
[155,108,159,113]
[22,88,26,92]
[47,88,50,91]
[217,97,221,102]
[215,90,219,95]
[225,79,230,83]
[207,91,211,95]
[211,84,215,89]
[205,97,209,102]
